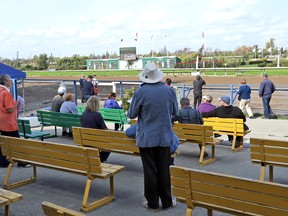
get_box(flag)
[202,32,204,38]
[252,47,256,53]
[151,35,153,40]
[121,38,123,42]
[268,47,272,52]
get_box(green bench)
[18,119,50,141]
[99,108,129,131]
[36,110,82,136]
[77,105,85,114]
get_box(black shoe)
[204,151,209,158]
[68,132,73,137]
[249,116,254,119]
[235,141,241,148]
[214,134,222,138]
[62,131,68,136]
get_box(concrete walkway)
[0,118,287,216]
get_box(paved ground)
[1,118,288,216]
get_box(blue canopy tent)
[0,63,26,79]
[0,63,26,99]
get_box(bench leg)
[81,176,115,212]
[231,136,243,152]
[4,164,37,189]
[5,204,10,216]
[269,165,274,182]
[185,207,193,216]
[207,208,213,216]
[199,145,216,166]
[260,165,266,181]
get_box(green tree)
[37,54,49,70]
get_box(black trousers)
[0,130,28,167]
[193,93,202,108]
[139,146,172,209]
[0,130,19,167]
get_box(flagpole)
[166,34,168,56]
[151,35,154,57]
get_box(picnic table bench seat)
[99,108,129,131]
[0,188,23,216]
[18,118,50,141]
[0,136,124,212]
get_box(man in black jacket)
[193,74,206,108]
[201,96,249,147]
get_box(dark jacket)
[83,80,94,96]
[259,79,275,97]
[202,105,248,129]
[193,78,206,95]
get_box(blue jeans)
[262,94,272,118]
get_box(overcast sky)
[0,0,287,59]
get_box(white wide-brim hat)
[138,62,164,83]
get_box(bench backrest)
[17,119,32,135]
[170,166,288,215]
[73,127,139,155]
[42,201,85,216]
[173,123,215,144]
[37,110,82,127]
[250,138,288,166]
[77,105,85,114]
[0,136,102,177]
[203,117,244,136]
[99,108,129,124]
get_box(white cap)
[58,86,66,94]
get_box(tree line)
[1,38,287,70]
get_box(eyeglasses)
[5,79,12,82]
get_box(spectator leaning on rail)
[128,62,178,212]
[258,74,276,119]
[193,74,206,109]
[201,95,249,148]
[83,75,94,102]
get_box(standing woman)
[238,79,253,119]
[81,96,110,162]
[0,74,30,168]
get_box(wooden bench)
[42,201,85,216]
[99,108,129,131]
[170,166,288,216]
[203,117,251,152]
[0,188,23,216]
[0,136,124,212]
[173,123,221,166]
[37,110,82,136]
[250,138,288,182]
[72,127,179,158]
[18,119,50,141]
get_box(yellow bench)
[203,117,251,152]
[173,123,221,166]
[42,201,85,216]
[72,127,179,159]
[0,136,124,213]
[170,166,288,216]
[0,188,23,216]
[250,138,288,182]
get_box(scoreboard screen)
[120,47,137,60]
